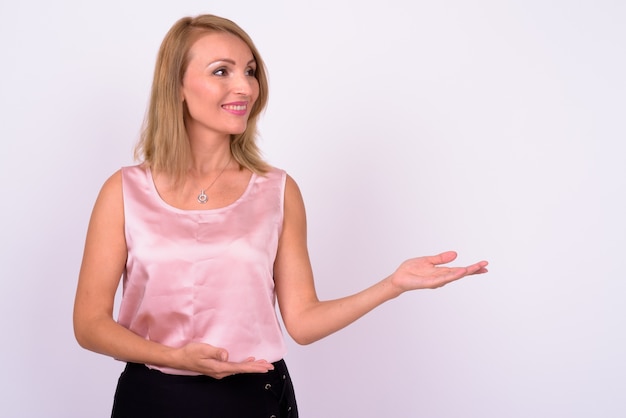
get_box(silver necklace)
[195,156,231,204]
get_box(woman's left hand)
[389,251,488,295]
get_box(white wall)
[1,0,624,416]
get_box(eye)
[245,67,256,77]
[213,68,228,76]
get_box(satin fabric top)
[118,165,287,375]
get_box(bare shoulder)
[88,169,125,231]
[279,174,308,244]
[284,174,305,206]
[100,169,123,197]
[96,170,123,208]
[79,169,127,285]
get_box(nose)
[233,73,255,96]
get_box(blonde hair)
[135,14,270,181]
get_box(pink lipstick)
[222,101,249,116]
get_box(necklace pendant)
[197,190,208,204]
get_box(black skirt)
[111,360,298,418]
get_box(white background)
[1,0,625,417]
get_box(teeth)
[224,105,246,111]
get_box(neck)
[188,137,232,175]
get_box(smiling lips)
[222,101,249,116]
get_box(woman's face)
[181,31,259,140]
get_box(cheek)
[182,70,214,100]
[183,81,220,111]
[250,79,261,103]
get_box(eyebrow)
[208,58,256,66]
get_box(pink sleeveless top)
[118,165,287,375]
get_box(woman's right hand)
[173,342,275,379]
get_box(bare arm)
[73,171,273,378]
[274,175,488,345]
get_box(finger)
[225,360,275,375]
[439,267,469,284]
[428,251,458,266]
[204,358,274,379]
[199,344,229,362]
[465,261,489,275]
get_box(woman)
[73,14,488,418]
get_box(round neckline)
[146,166,257,214]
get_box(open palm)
[390,251,488,292]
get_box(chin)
[229,125,249,135]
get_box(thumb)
[202,344,229,361]
[216,348,229,362]
[431,251,458,265]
